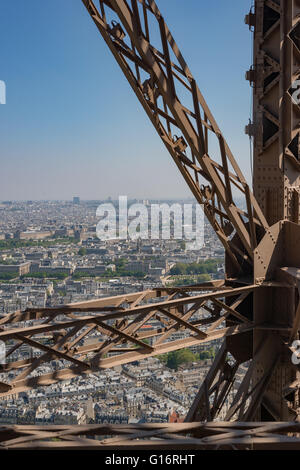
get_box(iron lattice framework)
[0,282,255,398]
[81,0,270,276]
[249,0,300,226]
[1,422,300,450]
[2,0,300,449]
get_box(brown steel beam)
[0,282,255,398]
[81,0,271,275]
[1,422,300,449]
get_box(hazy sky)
[0,0,254,200]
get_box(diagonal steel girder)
[80,0,270,270]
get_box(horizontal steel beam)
[0,281,255,397]
[1,422,300,449]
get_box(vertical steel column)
[248,0,300,224]
[247,0,300,420]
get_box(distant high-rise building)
[73,197,80,205]
[14,230,21,240]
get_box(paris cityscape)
[0,198,244,426]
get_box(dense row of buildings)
[0,200,231,425]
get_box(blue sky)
[0,0,253,200]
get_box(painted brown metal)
[249,0,300,421]
[0,282,255,398]
[1,422,300,449]
[78,0,300,424]
[250,0,300,226]
[81,0,300,424]
[81,0,272,276]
